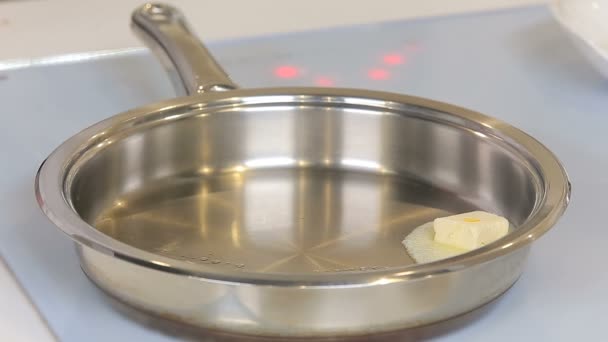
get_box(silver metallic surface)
[34,3,570,337]
[131,3,237,95]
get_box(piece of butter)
[433,211,508,250]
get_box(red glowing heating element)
[367,68,390,80]
[315,77,335,87]
[382,53,405,65]
[274,65,300,79]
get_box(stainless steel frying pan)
[35,3,571,338]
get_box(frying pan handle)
[132,3,238,95]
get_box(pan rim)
[35,87,571,287]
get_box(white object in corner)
[551,0,608,77]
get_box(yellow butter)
[433,211,508,250]
[402,222,465,264]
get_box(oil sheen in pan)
[93,166,478,274]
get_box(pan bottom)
[93,167,478,274]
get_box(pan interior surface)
[68,95,541,276]
[93,168,477,273]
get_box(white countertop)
[0,1,548,341]
[0,0,543,61]
[0,258,54,341]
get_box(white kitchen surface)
[2,1,596,341]
[0,258,54,341]
[0,0,544,61]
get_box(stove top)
[0,5,604,341]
